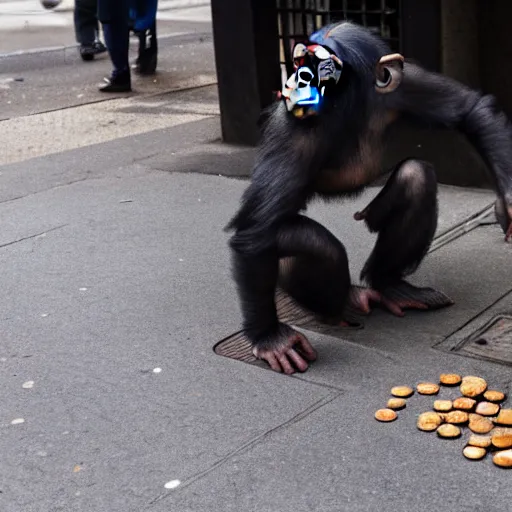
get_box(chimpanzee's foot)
[348,286,381,315]
[379,280,454,317]
[345,283,453,318]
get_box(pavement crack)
[0,176,92,205]
[147,391,342,506]
[0,224,68,250]
[442,286,512,343]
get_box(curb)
[51,0,210,13]
[0,31,212,72]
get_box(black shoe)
[132,23,158,75]
[99,70,131,93]
[80,41,107,61]
[93,41,107,55]
[80,44,95,61]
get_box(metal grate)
[276,0,401,78]
[214,289,363,368]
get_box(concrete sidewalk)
[0,0,211,54]
[1,32,511,512]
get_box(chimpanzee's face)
[281,43,343,119]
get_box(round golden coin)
[463,446,487,460]
[417,382,440,395]
[453,397,476,411]
[439,373,462,386]
[444,410,469,424]
[468,415,494,434]
[460,376,487,398]
[475,401,500,417]
[433,400,452,412]
[492,449,512,468]
[495,409,512,426]
[391,386,414,398]
[467,434,492,448]
[417,411,443,432]
[483,390,506,403]
[491,429,512,449]
[375,408,398,422]
[437,424,461,438]
[387,398,406,410]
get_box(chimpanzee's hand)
[252,324,317,375]
[495,198,512,242]
[505,205,512,242]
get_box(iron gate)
[276,0,401,76]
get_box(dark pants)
[99,0,158,76]
[102,22,130,75]
[74,0,99,45]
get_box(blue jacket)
[98,0,158,28]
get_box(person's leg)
[75,0,106,61]
[133,0,158,75]
[100,20,131,92]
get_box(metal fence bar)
[276,0,401,77]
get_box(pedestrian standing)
[132,0,158,75]
[74,0,107,61]
[97,0,132,92]
[97,0,159,92]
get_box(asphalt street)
[1,4,512,512]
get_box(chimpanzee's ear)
[375,53,404,93]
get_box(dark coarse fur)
[227,23,391,244]
[226,21,512,352]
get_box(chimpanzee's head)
[281,22,404,119]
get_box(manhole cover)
[214,289,362,366]
[452,315,512,366]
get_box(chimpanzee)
[226,22,512,375]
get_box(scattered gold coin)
[437,424,461,438]
[387,398,406,410]
[483,390,506,403]
[460,376,487,398]
[433,400,452,412]
[444,410,469,425]
[453,397,476,411]
[417,412,443,432]
[391,386,414,398]
[468,415,494,434]
[380,376,510,468]
[467,434,492,448]
[475,401,500,417]
[417,382,440,395]
[491,429,512,449]
[439,373,462,386]
[492,449,512,468]
[463,446,487,460]
[495,409,512,426]
[375,408,398,422]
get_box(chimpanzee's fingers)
[286,348,309,373]
[506,222,512,242]
[258,352,281,373]
[380,297,405,317]
[294,334,317,361]
[367,289,382,302]
[403,300,428,310]
[358,289,381,312]
[277,353,296,375]
[353,211,365,221]
[356,293,371,314]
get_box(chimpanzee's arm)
[226,106,316,361]
[393,62,512,239]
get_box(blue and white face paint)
[282,43,343,118]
